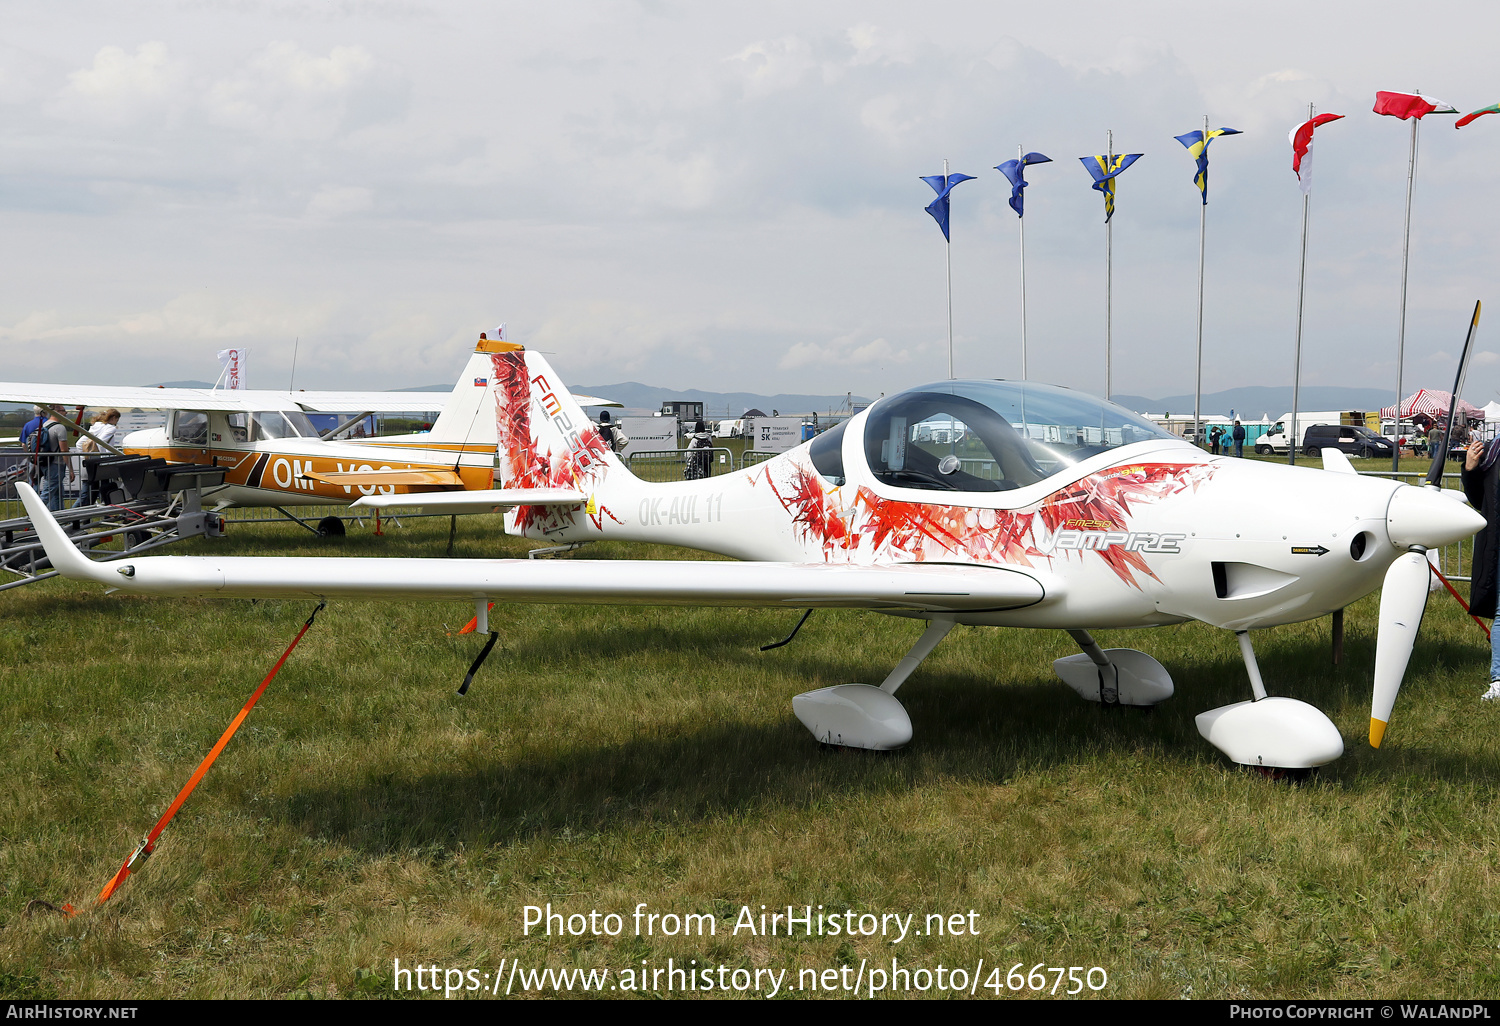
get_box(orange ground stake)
[72,600,325,913]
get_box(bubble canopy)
[861,380,1185,492]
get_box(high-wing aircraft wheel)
[316,516,347,538]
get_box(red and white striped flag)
[1372,91,1458,120]
[1290,112,1344,195]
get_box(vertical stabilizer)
[483,341,635,535]
[423,338,509,445]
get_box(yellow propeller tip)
[1369,718,1388,748]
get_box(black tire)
[1254,444,1270,455]
[1304,445,1317,457]
[316,515,347,537]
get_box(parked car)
[1302,424,1395,458]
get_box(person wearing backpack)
[36,412,70,511]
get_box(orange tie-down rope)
[1430,564,1491,640]
[68,600,326,914]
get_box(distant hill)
[1111,385,1402,419]
[573,381,869,417]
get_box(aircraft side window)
[172,411,209,446]
[808,421,848,485]
[252,412,297,441]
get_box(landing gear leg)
[1195,630,1343,770]
[791,618,955,750]
[1052,631,1174,706]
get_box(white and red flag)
[1372,91,1458,120]
[215,348,247,390]
[1289,112,1344,194]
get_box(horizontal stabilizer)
[302,468,465,488]
[348,488,587,512]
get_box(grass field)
[3,504,1500,1000]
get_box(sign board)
[619,416,677,457]
[748,417,805,454]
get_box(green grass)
[2,515,1499,999]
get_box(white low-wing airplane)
[18,328,1487,770]
[0,335,616,511]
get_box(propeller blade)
[1370,550,1433,747]
[1425,300,1481,488]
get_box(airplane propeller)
[1370,300,1482,748]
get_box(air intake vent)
[1211,561,1299,600]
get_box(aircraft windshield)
[863,380,1183,492]
[252,410,318,441]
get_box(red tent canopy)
[1378,389,1483,421]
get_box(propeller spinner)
[1370,300,1485,748]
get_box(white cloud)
[306,185,375,218]
[205,42,401,140]
[779,332,914,371]
[54,42,184,122]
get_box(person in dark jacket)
[1462,436,1500,699]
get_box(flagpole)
[1018,144,1028,380]
[1105,130,1113,399]
[1393,113,1419,472]
[1193,114,1208,451]
[1291,103,1313,467]
[945,157,954,379]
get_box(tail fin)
[487,342,630,493]
[423,339,506,445]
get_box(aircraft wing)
[289,391,449,413]
[21,485,1046,611]
[0,382,616,413]
[571,393,621,408]
[347,488,587,513]
[0,382,288,413]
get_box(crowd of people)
[15,406,121,511]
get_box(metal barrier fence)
[740,450,779,469]
[0,449,86,520]
[627,447,737,482]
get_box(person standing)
[37,412,69,511]
[78,408,120,505]
[1231,419,1246,458]
[684,419,712,480]
[1463,437,1500,700]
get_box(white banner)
[619,416,678,457]
[216,348,247,390]
[748,416,805,453]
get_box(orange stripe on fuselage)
[123,444,493,500]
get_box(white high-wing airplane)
[18,332,1487,771]
[0,336,615,512]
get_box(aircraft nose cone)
[1386,484,1487,549]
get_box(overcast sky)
[5,1,1500,406]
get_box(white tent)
[1484,401,1500,424]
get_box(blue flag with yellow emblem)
[1174,127,1241,204]
[1078,153,1142,222]
[921,172,976,241]
[995,153,1052,217]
